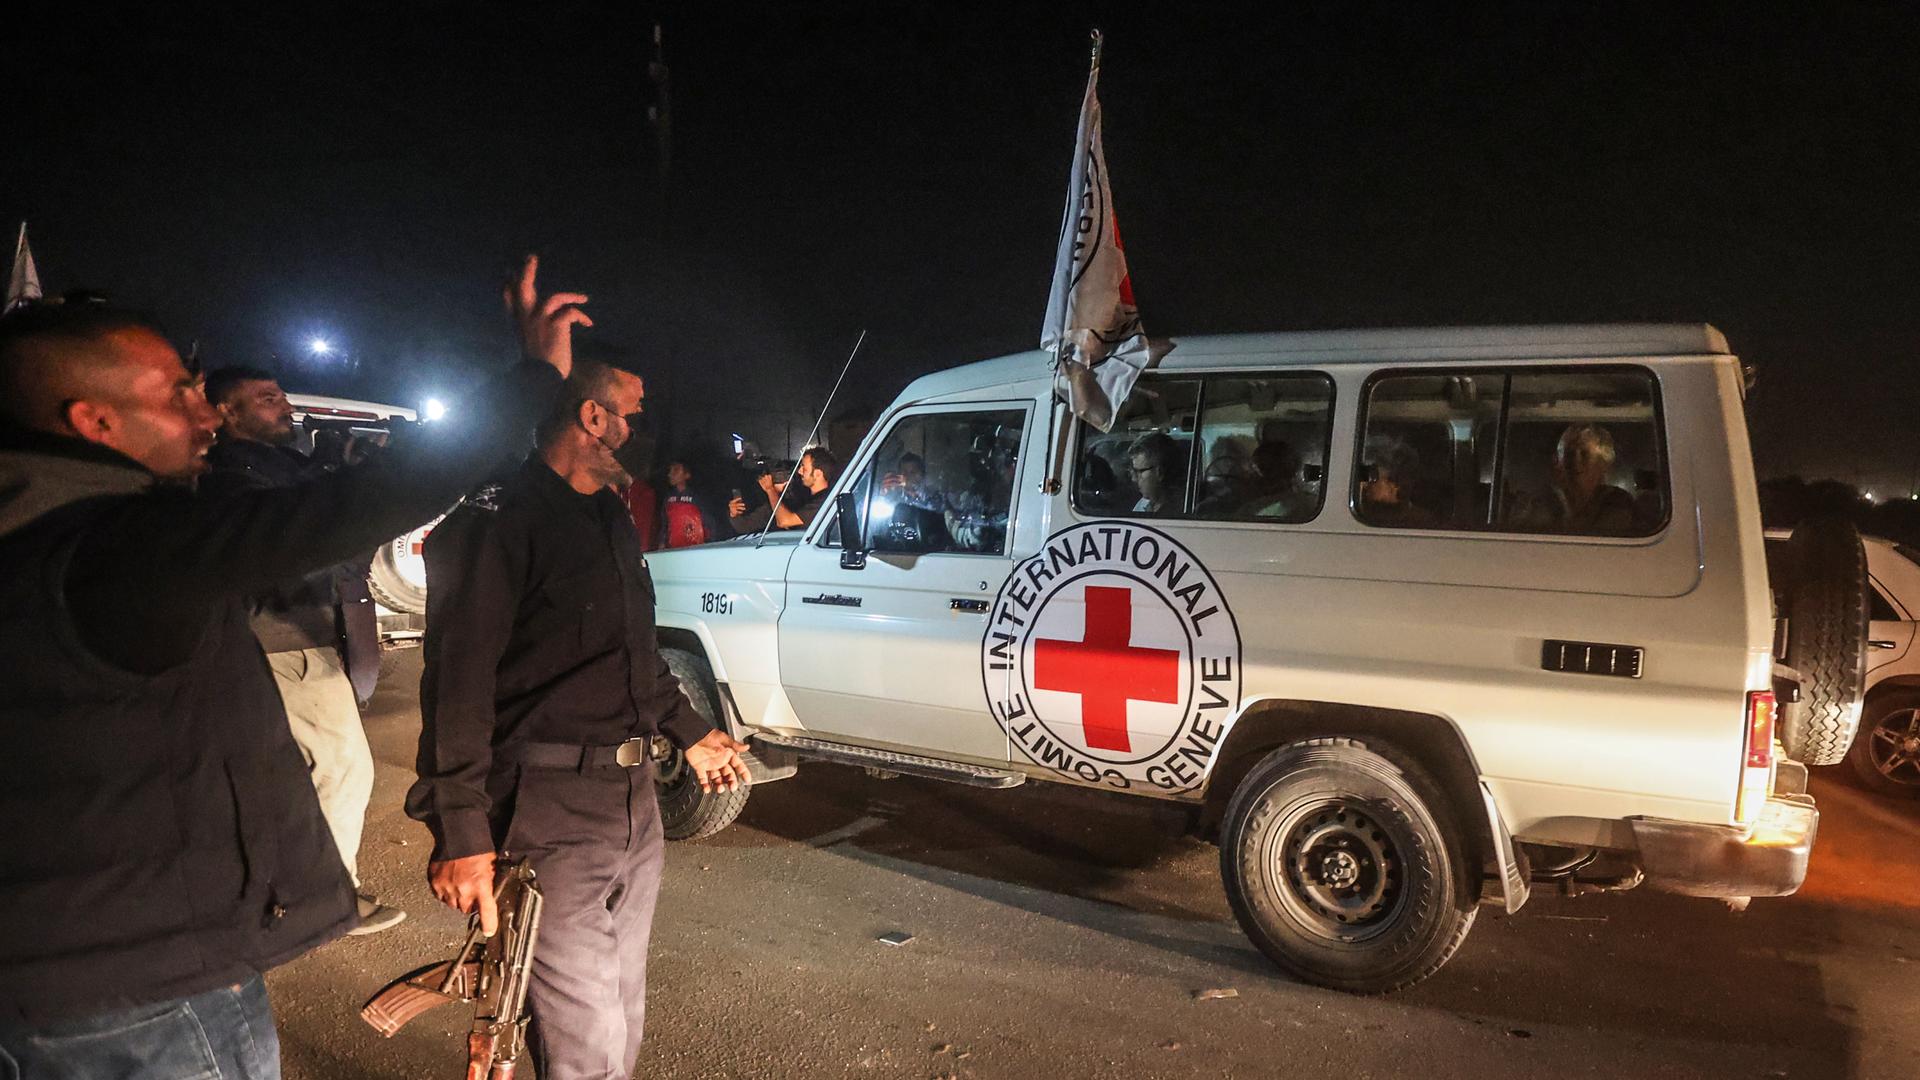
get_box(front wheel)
[1220,738,1477,994]
[657,647,751,840]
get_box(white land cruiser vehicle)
[286,394,437,660]
[641,324,1857,994]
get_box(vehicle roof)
[899,323,1731,402]
[286,393,418,422]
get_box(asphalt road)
[272,651,1920,1080]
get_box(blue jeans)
[0,975,280,1080]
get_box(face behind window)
[848,408,1028,556]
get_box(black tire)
[1846,689,1920,798]
[1778,518,1869,765]
[1219,738,1477,994]
[656,647,750,841]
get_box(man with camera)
[201,364,404,936]
[726,456,789,534]
[0,256,580,1078]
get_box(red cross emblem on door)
[1033,585,1181,753]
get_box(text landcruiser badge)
[980,522,1241,792]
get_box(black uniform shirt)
[406,454,712,860]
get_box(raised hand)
[504,254,592,380]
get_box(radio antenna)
[756,328,868,547]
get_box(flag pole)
[1039,29,1104,495]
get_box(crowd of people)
[619,443,841,551]
[0,256,750,1080]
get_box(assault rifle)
[361,860,544,1079]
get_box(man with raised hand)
[409,324,751,1080]
[0,255,581,1079]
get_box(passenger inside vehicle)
[944,428,1021,552]
[1541,423,1636,535]
[1358,435,1439,528]
[1127,431,1186,515]
[1197,435,1257,511]
[872,450,951,551]
[881,452,946,512]
[1236,437,1304,519]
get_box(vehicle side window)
[1356,374,1501,529]
[853,409,1027,556]
[1192,375,1334,523]
[1073,375,1334,523]
[1073,378,1202,517]
[1356,367,1667,537]
[1871,585,1903,623]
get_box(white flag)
[1040,49,1154,433]
[7,223,43,311]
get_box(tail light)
[1736,690,1777,824]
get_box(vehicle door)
[1868,548,1919,678]
[777,403,1032,764]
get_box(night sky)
[4,3,1915,489]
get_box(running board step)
[749,733,1026,789]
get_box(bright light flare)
[423,398,448,422]
[308,338,333,357]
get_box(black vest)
[0,492,356,1024]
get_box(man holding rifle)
[0,256,581,1078]
[407,330,751,1079]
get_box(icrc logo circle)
[979,521,1242,793]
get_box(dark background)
[3,2,1915,488]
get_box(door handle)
[1871,639,1899,650]
[950,598,989,613]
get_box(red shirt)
[620,479,660,550]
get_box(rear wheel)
[1777,517,1870,765]
[656,647,750,840]
[1847,690,1920,798]
[1219,738,1477,994]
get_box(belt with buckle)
[510,737,656,771]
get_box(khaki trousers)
[267,646,373,886]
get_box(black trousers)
[497,762,664,1080]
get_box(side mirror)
[836,491,867,570]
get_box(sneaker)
[349,894,407,936]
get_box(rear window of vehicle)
[1072,372,1335,523]
[1354,367,1668,537]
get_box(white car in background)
[286,394,437,661]
[1854,536,1920,796]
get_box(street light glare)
[424,398,448,422]
[308,338,333,357]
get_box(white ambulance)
[642,324,1859,993]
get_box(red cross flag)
[1039,31,1158,433]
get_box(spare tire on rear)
[367,515,442,615]
[1775,517,1869,765]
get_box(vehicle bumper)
[1627,795,1818,899]
[377,611,425,642]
